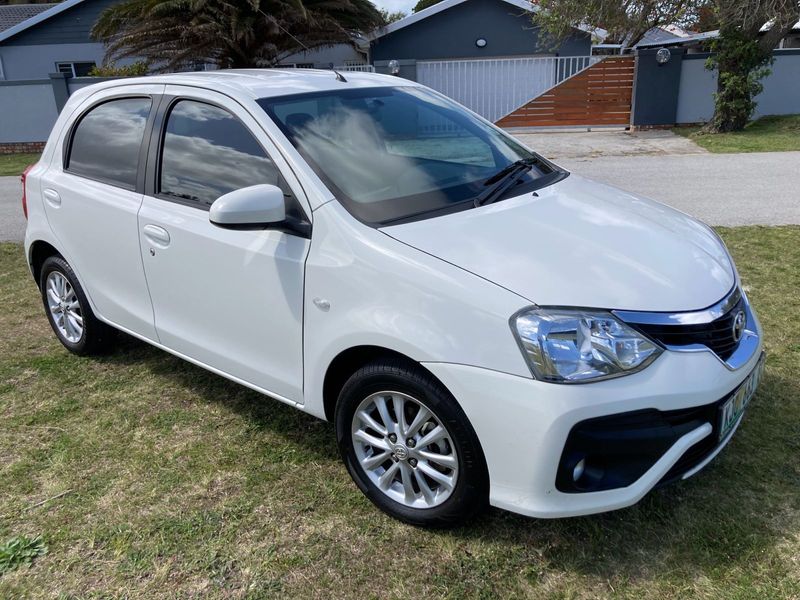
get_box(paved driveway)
[0,175,24,242]
[558,152,800,227]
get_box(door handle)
[43,188,61,207]
[143,224,171,247]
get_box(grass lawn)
[1,227,799,598]
[675,115,800,153]
[0,153,41,177]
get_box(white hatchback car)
[23,70,764,526]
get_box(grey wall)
[0,79,59,142]
[370,0,591,66]
[0,42,107,80]
[675,55,716,124]
[0,75,119,143]
[631,48,685,126]
[675,50,800,124]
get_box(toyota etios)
[23,70,764,526]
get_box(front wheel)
[335,359,489,527]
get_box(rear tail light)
[21,163,35,220]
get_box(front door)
[137,87,310,403]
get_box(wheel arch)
[28,240,62,288]
[322,345,446,423]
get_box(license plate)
[718,353,765,441]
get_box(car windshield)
[257,86,562,224]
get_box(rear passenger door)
[41,85,164,340]
[137,86,311,403]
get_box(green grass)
[0,535,47,575]
[675,115,800,153]
[0,153,41,177]
[1,228,800,598]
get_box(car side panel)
[301,200,532,420]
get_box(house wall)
[0,42,107,80]
[2,0,120,46]
[0,0,122,80]
[370,0,591,69]
[675,50,800,124]
[279,43,366,68]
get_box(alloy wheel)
[351,391,459,509]
[45,271,84,343]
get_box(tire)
[39,255,114,356]
[335,358,489,527]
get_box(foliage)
[533,0,700,49]
[92,0,384,71]
[675,114,800,152]
[379,7,406,23]
[413,0,443,13]
[87,61,150,77]
[704,1,800,132]
[706,28,773,132]
[0,536,47,575]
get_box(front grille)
[632,296,745,360]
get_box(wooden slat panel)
[496,56,635,128]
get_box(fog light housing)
[572,458,586,482]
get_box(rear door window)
[158,100,287,209]
[67,97,152,189]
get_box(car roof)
[87,69,416,99]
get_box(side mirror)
[209,184,285,228]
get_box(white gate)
[416,56,598,122]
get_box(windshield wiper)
[474,158,536,207]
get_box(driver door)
[137,87,311,403]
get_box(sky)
[373,0,417,17]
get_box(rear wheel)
[335,359,488,527]
[40,256,113,355]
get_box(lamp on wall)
[655,48,671,65]
[475,38,487,48]
[388,59,400,75]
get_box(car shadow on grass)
[95,332,336,463]
[97,334,797,582]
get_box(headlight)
[511,308,663,383]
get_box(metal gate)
[495,56,635,128]
[416,56,597,122]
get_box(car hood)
[381,175,735,312]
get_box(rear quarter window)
[66,97,152,189]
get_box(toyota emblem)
[732,311,746,342]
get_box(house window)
[56,61,96,77]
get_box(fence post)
[49,72,70,113]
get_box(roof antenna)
[332,68,347,82]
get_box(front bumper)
[422,333,763,518]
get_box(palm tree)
[92,0,384,71]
